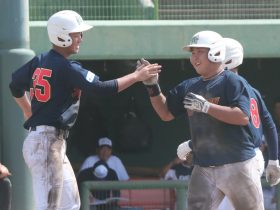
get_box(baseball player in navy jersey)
[8,10,161,210]
[178,37,280,210]
[139,30,265,210]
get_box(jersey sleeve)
[79,156,98,173]
[164,169,177,180]
[9,56,38,97]
[254,88,278,160]
[225,73,251,117]
[167,80,191,117]
[67,61,118,96]
[112,156,129,181]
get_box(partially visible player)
[223,38,279,183]
[9,10,161,210]
[177,37,280,210]
[0,163,12,210]
[142,30,265,210]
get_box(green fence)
[29,0,280,21]
[80,180,188,210]
[80,179,280,210]
[158,0,280,20]
[29,0,157,20]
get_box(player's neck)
[202,69,224,81]
[52,46,71,58]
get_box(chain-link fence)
[29,0,280,21]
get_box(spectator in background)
[273,97,280,132]
[161,156,193,182]
[160,156,193,210]
[77,160,120,210]
[79,137,129,181]
[0,162,12,210]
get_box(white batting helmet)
[223,38,244,70]
[47,10,93,47]
[183,30,226,63]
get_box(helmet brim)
[182,44,210,52]
[70,23,93,33]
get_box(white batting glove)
[136,58,158,85]
[183,92,210,113]
[266,160,280,186]
[177,140,192,160]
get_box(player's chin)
[72,49,79,54]
[71,46,80,54]
[194,67,202,75]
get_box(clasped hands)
[136,58,159,85]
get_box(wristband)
[145,84,161,97]
[202,101,210,113]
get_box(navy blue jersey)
[253,88,278,160]
[9,50,118,129]
[241,79,278,160]
[167,70,258,167]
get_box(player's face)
[190,47,222,79]
[190,47,211,75]
[68,32,83,54]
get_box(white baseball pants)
[22,125,80,210]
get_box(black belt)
[30,127,36,131]
[29,126,69,139]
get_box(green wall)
[30,19,280,59]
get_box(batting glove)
[266,160,280,186]
[136,58,159,85]
[177,140,192,160]
[184,92,210,113]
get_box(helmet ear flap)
[208,40,226,63]
[48,32,72,48]
[56,34,72,47]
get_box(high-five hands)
[135,61,161,82]
[136,58,159,85]
[136,58,161,97]
[184,92,210,113]
[266,160,280,186]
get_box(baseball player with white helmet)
[9,10,161,210]
[177,36,280,210]
[140,30,265,210]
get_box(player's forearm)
[207,103,249,125]
[116,72,138,93]
[264,125,279,160]
[116,63,161,93]
[13,93,32,120]
[150,94,174,121]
